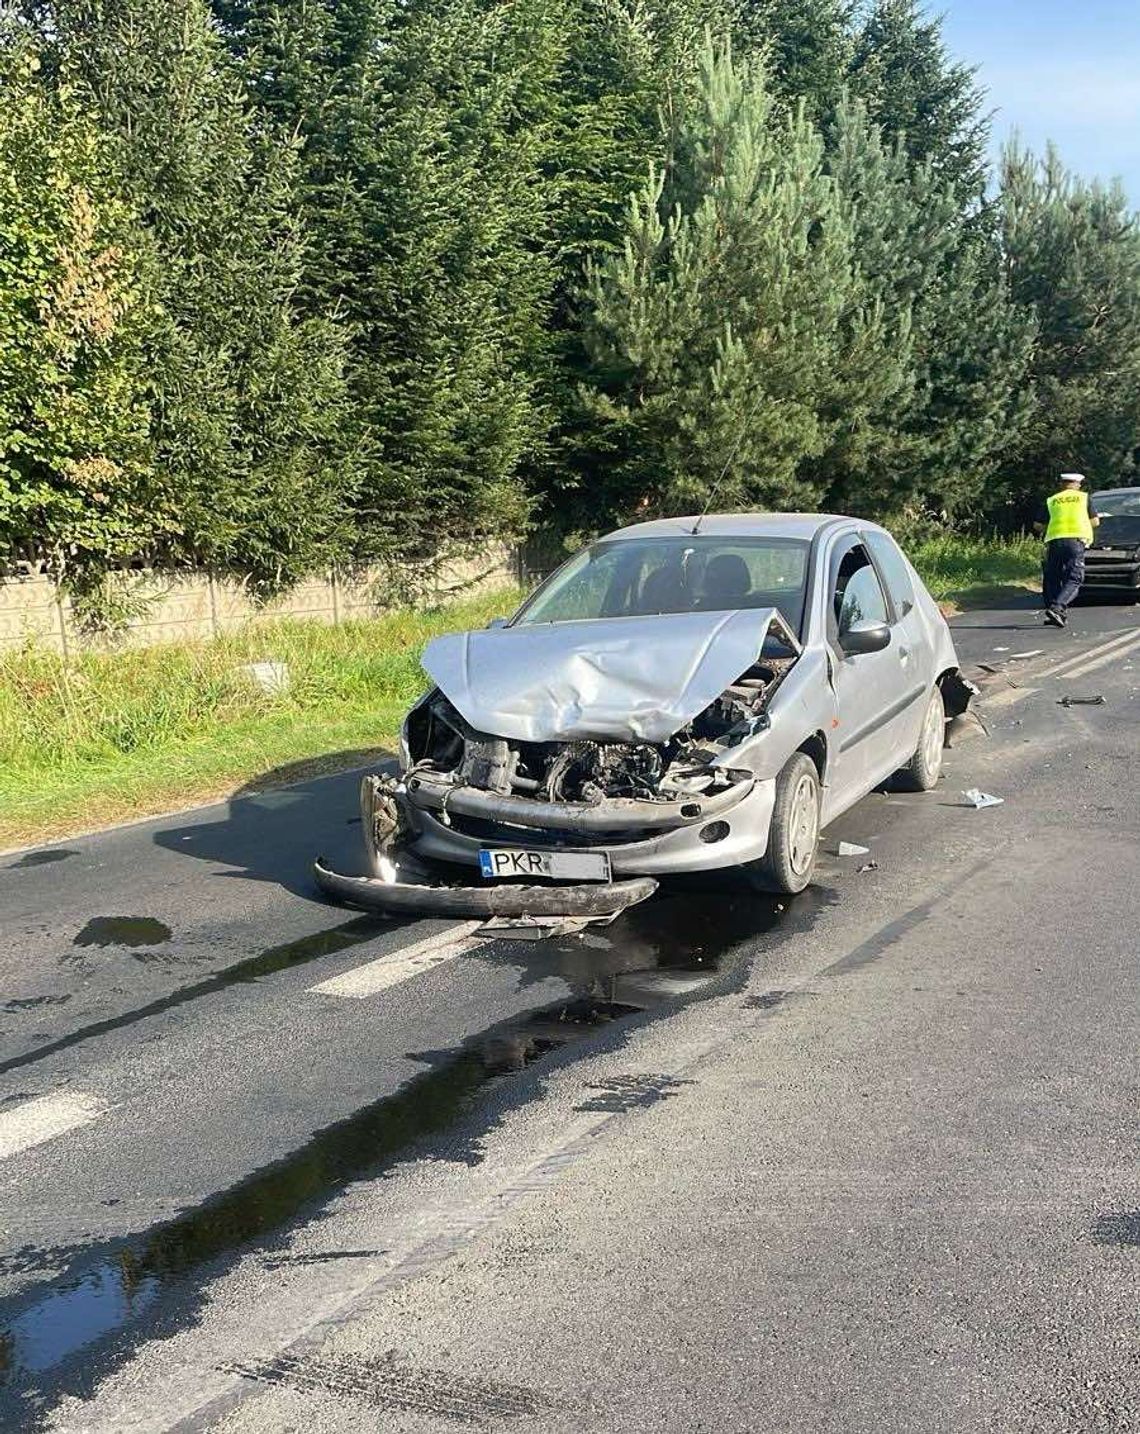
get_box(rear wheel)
[896,685,945,792]
[756,752,821,894]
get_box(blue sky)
[939,1,1140,203]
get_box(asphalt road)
[1,595,1137,1433]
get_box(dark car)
[1084,488,1140,596]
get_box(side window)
[830,541,889,632]
[864,531,916,619]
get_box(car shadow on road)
[150,749,395,899]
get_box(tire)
[896,685,945,792]
[755,752,822,895]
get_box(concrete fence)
[0,545,520,654]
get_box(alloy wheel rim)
[788,773,819,876]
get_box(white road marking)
[1049,630,1140,683]
[1037,627,1140,680]
[308,922,486,999]
[0,1091,106,1161]
[976,628,1140,710]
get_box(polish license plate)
[478,848,611,883]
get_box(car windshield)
[1094,490,1140,516]
[515,535,811,634]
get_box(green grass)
[0,588,522,850]
[907,531,1040,608]
[0,531,1041,849]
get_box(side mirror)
[486,617,509,630]
[840,618,891,656]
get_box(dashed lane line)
[971,625,1140,708]
[1035,625,1140,680]
[1046,628,1140,683]
[307,922,486,999]
[0,1091,106,1161]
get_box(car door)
[826,536,925,815]
[862,528,935,750]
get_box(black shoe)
[1044,607,1065,628]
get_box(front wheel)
[896,685,945,792]
[756,752,821,894]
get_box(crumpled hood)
[422,609,787,743]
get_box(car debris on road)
[1058,694,1106,707]
[962,789,1004,809]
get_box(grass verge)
[0,589,522,851]
[907,531,1040,612]
[0,533,1041,851]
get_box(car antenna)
[690,387,765,535]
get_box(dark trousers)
[1043,538,1086,611]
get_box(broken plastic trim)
[939,668,980,719]
[313,860,658,920]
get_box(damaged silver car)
[316,514,974,919]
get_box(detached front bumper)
[313,860,657,919]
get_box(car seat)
[699,553,751,609]
[639,564,686,613]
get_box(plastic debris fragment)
[836,841,871,857]
[1058,694,1106,707]
[962,789,1004,809]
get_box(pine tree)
[996,144,1140,518]
[215,0,569,566]
[802,92,942,511]
[807,94,1033,518]
[0,25,155,583]
[573,38,856,529]
[732,0,855,117]
[849,0,988,199]
[46,0,351,594]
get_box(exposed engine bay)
[404,657,796,808]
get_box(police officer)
[1040,472,1100,627]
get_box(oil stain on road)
[72,917,173,949]
[4,851,78,871]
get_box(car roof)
[603,513,859,543]
[1093,486,1140,496]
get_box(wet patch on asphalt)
[0,916,394,1079]
[0,879,824,1422]
[4,851,78,871]
[1092,1210,1140,1248]
[0,1245,92,1281]
[72,917,172,950]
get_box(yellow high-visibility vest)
[1045,490,1094,544]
